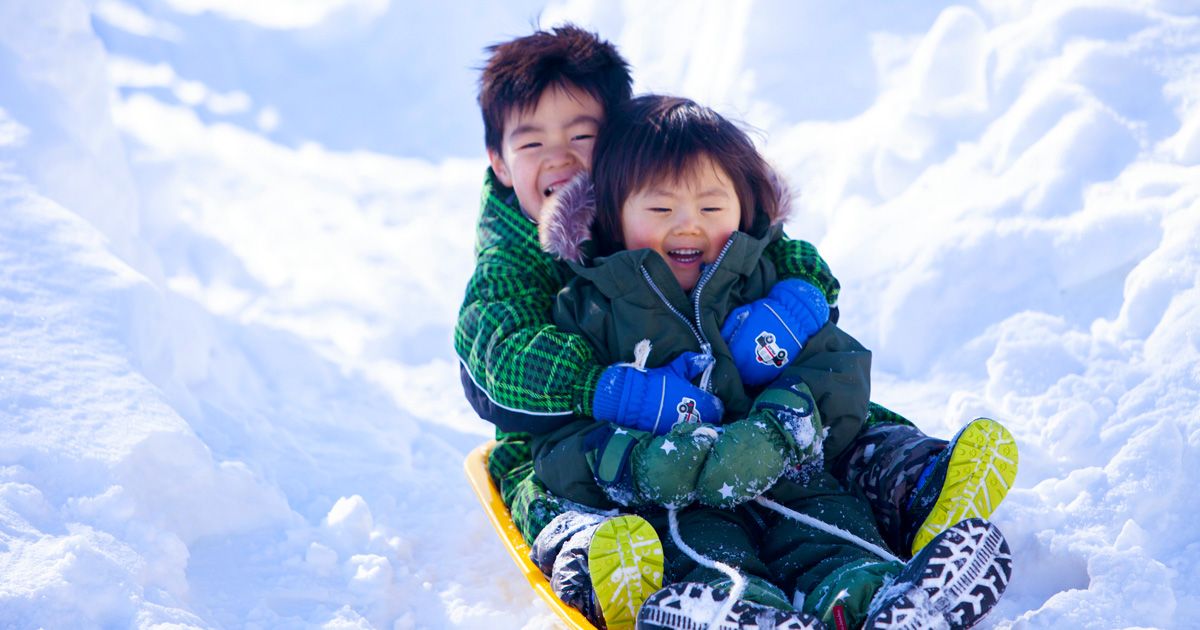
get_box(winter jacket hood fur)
[539,169,796,264]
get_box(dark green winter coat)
[529,174,872,510]
[529,174,903,623]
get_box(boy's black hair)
[479,24,632,154]
[591,95,776,256]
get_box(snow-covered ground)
[1,1,1197,628]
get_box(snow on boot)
[531,510,608,576]
[636,582,827,630]
[550,520,605,625]
[906,419,1018,556]
[589,515,665,629]
[864,518,1012,630]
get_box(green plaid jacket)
[454,169,841,434]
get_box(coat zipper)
[638,235,737,392]
[639,266,707,355]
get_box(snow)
[1,0,1198,628]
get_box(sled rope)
[668,507,745,628]
[753,496,900,563]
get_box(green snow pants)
[760,477,903,626]
[638,473,903,626]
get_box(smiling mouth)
[543,179,572,197]
[667,248,703,264]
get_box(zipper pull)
[698,342,715,392]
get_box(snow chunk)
[322,495,375,553]
[115,431,295,544]
[347,554,393,593]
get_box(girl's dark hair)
[478,24,632,154]
[591,95,776,255]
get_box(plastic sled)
[464,441,597,629]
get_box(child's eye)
[702,207,724,213]
[519,142,542,150]
[648,207,671,213]
[571,134,595,141]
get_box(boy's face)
[621,155,742,292]
[488,84,604,221]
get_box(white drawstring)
[668,507,745,628]
[753,496,901,564]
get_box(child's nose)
[544,145,578,168]
[672,208,703,233]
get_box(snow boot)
[531,510,607,576]
[590,514,665,629]
[636,582,827,630]
[864,518,1012,629]
[548,518,606,625]
[906,418,1018,556]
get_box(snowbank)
[1,0,1198,628]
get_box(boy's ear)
[488,149,513,187]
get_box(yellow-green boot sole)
[588,515,664,629]
[910,418,1018,556]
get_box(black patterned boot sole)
[636,581,826,630]
[865,518,1011,629]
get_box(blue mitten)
[593,352,724,435]
[720,279,830,387]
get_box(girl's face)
[620,155,742,292]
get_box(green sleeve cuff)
[574,363,606,417]
[764,235,841,306]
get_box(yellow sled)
[464,441,598,630]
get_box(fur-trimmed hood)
[539,168,795,263]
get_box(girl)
[532,95,1013,629]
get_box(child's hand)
[749,373,825,472]
[720,279,830,388]
[694,418,791,508]
[693,376,825,508]
[632,421,720,508]
[593,352,724,435]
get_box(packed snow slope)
[1,1,1198,628]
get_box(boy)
[459,25,681,627]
